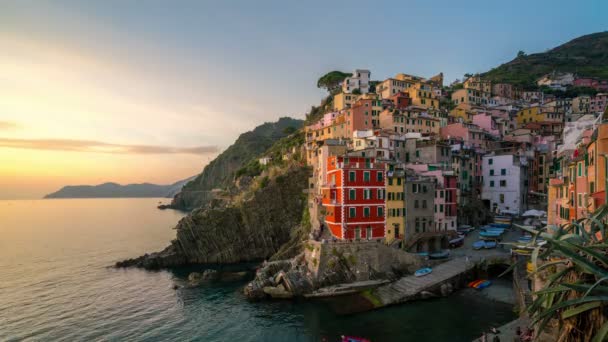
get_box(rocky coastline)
[116,166,310,269]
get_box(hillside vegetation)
[482,31,608,88]
[171,117,303,210]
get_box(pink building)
[440,122,493,150]
[574,78,608,91]
[472,113,500,137]
[591,93,608,113]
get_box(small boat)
[457,225,474,234]
[429,250,450,259]
[484,241,497,249]
[449,236,464,248]
[490,223,510,228]
[473,240,486,250]
[468,279,483,288]
[416,252,429,257]
[476,280,492,289]
[342,336,371,342]
[482,225,504,231]
[415,267,432,277]
[480,227,503,233]
[479,231,502,238]
[468,279,492,289]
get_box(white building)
[537,72,574,90]
[342,69,371,94]
[350,129,392,160]
[481,153,529,215]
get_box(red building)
[389,91,411,109]
[322,156,386,240]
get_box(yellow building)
[376,77,417,99]
[516,105,561,125]
[451,88,491,106]
[405,82,438,109]
[333,92,359,111]
[386,167,406,243]
[450,103,473,123]
[463,76,492,93]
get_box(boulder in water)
[188,269,219,286]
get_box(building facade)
[322,156,386,240]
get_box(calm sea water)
[0,198,515,341]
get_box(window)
[349,171,356,182]
[501,169,506,175]
[377,171,383,182]
[440,191,444,198]
[377,207,384,217]
[422,185,428,193]
[490,180,495,187]
[364,171,370,182]
[578,163,582,177]
[488,158,493,165]
[422,200,427,209]
[578,194,582,206]
[377,189,384,200]
[412,184,418,193]
[416,150,420,157]
[363,207,370,217]
[349,207,356,218]
[490,169,494,176]
[349,189,356,200]
[499,194,505,203]
[414,200,419,208]
[388,178,393,186]
[397,178,402,186]
[364,189,371,200]
[500,180,507,187]
[440,204,444,213]
[590,181,595,194]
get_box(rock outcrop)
[243,240,424,300]
[116,166,309,269]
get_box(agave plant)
[515,205,608,342]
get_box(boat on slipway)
[429,250,450,259]
[414,267,432,277]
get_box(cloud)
[0,137,218,155]
[0,121,19,130]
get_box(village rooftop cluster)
[297,69,608,251]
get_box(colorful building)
[481,153,529,215]
[321,156,386,240]
[385,166,406,243]
[342,69,371,94]
[333,92,359,111]
[463,76,492,93]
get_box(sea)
[0,198,515,341]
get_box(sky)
[1,0,607,199]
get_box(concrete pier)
[367,257,474,306]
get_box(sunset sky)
[1,0,606,199]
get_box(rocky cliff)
[117,165,310,269]
[170,117,303,210]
